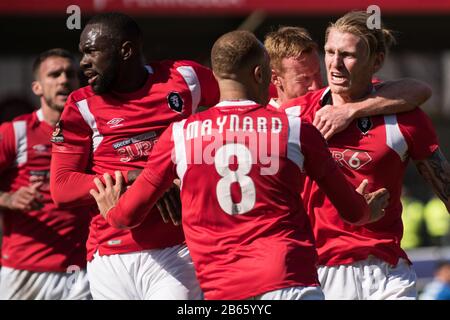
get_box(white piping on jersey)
[215,100,257,107]
[36,109,44,122]
[172,119,188,189]
[384,114,408,161]
[268,98,280,109]
[176,66,201,114]
[76,99,104,152]
[284,106,304,170]
[319,87,331,105]
[13,121,27,166]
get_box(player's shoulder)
[184,106,216,123]
[68,85,95,104]
[172,59,209,70]
[0,111,36,139]
[151,59,209,73]
[10,111,35,123]
[396,107,431,125]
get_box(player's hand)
[313,104,353,140]
[90,171,124,219]
[356,179,390,223]
[127,169,142,185]
[156,179,182,226]
[2,182,44,211]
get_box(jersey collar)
[319,85,377,107]
[36,108,44,122]
[215,100,259,108]
[268,98,280,109]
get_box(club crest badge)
[50,120,64,143]
[167,92,184,113]
[357,117,372,134]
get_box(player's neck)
[113,64,148,93]
[40,102,61,127]
[276,89,289,105]
[218,81,259,104]
[331,84,374,106]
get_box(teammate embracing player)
[89,30,390,300]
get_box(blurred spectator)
[419,261,450,300]
[424,197,450,246]
[401,193,426,249]
[0,96,35,124]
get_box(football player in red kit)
[282,11,450,299]
[0,49,91,299]
[90,30,390,300]
[50,13,219,299]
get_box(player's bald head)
[211,30,268,79]
[84,12,143,49]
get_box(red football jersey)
[50,60,219,260]
[104,100,373,299]
[282,87,439,266]
[0,110,90,272]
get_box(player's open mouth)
[56,89,70,99]
[87,75,99,85]
[330,72,347,84]
[84,71,99,85]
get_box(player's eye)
[48,72,60,78]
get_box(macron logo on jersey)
[107,118,125,128]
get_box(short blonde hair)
[326,11,396,58]
[264,26,318,72]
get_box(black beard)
[91,57,120,95]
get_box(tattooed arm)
[415,148,450,213]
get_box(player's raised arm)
[314,78,432,140]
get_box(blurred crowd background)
[0,0,449,299]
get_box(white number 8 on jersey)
[214,143,256,215]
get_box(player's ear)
[271,69,281,87]
[121,41,133,61]
[254,65,263,84]
[32,80,43,96]
[373,52,385,73]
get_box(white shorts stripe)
[13,120,27,166]
[76,99,104,152]
[177,66,201,114]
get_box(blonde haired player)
[282,11,450,299]
[265,25,432,140]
